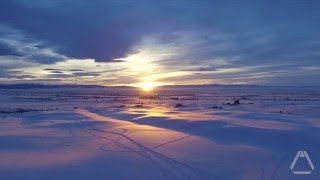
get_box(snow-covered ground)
[0,86,320,180]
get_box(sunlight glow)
[135,82,161,91]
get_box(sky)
[0,0,320,86]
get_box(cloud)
[68,69,84,72]
[0,0,320,85]
[0,42,23,56]
[103,68,127,73]
[109,60,126,63]
[43,68,61,71]
[47,73,73,78]
[0,69,36,79]
[0,1,165,62]
[50,71,63,74]
[181,67,217,72]
[26,53,66,64]
[0,24,68,65]
[72,72,101,77]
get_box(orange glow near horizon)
[135,82,161,91]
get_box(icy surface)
[0,86,320,180]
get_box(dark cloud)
[0,42,23,56]
[68,69,84,72]
[7,70,23,73]
[43,68,61,71]
[51,70,63,74]
[0,69,35,79]
[47,73,73,78]
[0,0,320,85]
[181,67,217,72]
[0,1,171,62]
[1,1,320,64]
[72,72,101,77]
[109,60,125,63]
[13,75,36,79]
[26,54,65,64]
[103,68,127,73]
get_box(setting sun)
[136,82,160,91]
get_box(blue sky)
[0,0,320,86]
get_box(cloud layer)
[0,0,320,85]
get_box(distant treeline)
[0,84,106,89]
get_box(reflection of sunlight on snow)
[121,104,298,130]
[124,105,216,121]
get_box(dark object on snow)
[234,99,240,105]
[119,105,125,108]
[212,106,223,109]
[173,103,184,108]
[170,97,180,100]
[0,108,56,114]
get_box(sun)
[136,82,160,91]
